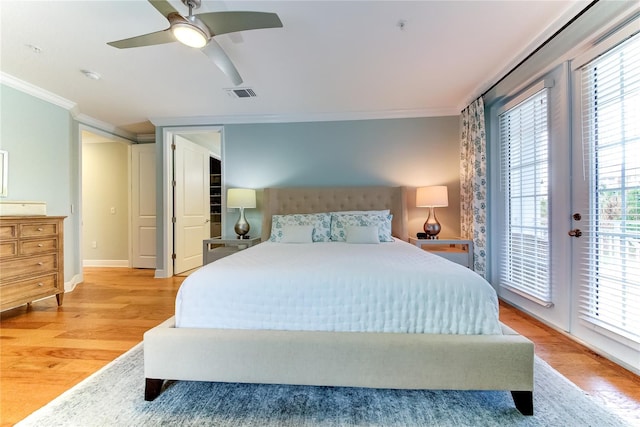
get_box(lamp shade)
[227,188,256,208]
[416,186,448,207]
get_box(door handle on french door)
[568,229,582,238]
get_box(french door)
[570,31,640,370]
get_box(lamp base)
[234,207,250,238]
[423,207,441,239]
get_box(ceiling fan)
[107,0,283,86]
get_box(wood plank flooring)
[1,268,183,426]
[1,267,639,426]
[500,302,640,425]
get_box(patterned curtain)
[460,97,487,278]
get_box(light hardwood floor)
[1,267,639,426]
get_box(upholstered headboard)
[261,186,408,242]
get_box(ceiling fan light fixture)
[171,22,208,48]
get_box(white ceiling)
[0,0,589,136]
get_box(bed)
[144,186,534,415]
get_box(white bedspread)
[175,240,502,335]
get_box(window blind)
[579,33,640,343]
[499,88,551,304]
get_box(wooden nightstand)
[409,237,474,269]
[202,236,261,265]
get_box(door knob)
[573,213,582,221]
[568,229,582,238]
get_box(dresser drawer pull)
[37,262,44,266]
[38,282,44,287]
[37,227,44,232]
[38,243,44,247]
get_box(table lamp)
[227,188,256,239]
[416,186,448,239]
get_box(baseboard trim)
[154,269,169,279]
[83,260,130,268]
[64,273,83,293]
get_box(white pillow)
[269,213,331,242]
[281,225,314,243]
[346,225,380,244]
[330,213,393,242]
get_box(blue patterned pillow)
[330,213,393,242]
[270,213,331,242]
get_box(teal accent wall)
[223,117,461,237]
[223,117,458,187]
[0,84,79,283]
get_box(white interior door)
[131,143,156,269]
[173,136,210,274]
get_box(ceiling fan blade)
[201,40,243,86]
[196,11,283,36]
[107,29,175,49]
[148,0,179,19]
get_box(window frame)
[497,82,553,306]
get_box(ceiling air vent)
[225,88,257,98]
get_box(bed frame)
[144,186,535,415]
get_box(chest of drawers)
[0,216,65,310]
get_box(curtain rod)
[481,0,599,98]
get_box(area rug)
[17,343,630,427]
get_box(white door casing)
[173,136,210,274]
[131,143,156,269]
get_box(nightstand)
[203,236,261,265]
[409,237,474,269]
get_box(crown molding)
[1,72,78,114]
[464,0,638,109]
[136,133,156,143]
[0,72,153,142]
[149,107,459,128]
[76,114,137,143]
[466,1,592,107]
[3,73,459,137]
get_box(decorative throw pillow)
[345,225,380,244]
[270,213,331,242]
[280,225,314,243]
[330,213,393,242]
